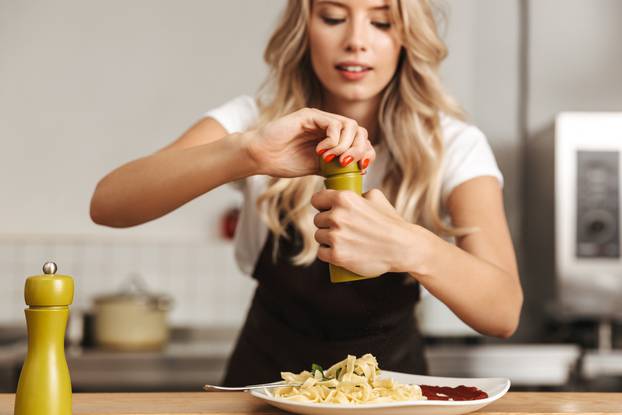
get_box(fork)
[203,381,302,392]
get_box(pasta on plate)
[272,353,426,404]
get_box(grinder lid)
[24,261,74,306]
[319,156,361,177]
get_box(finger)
[310,189,339,211]
[339,127,368,167]
[313,210,334,229]
[304,108,360,157]
[317,246,332,263]
[321,120,358,161]
[363,188,397,214]
[363,187,385,200]
[318,245,346,267]
[358,141,376,172]
[314,228,332,246]
[298,109,343,153]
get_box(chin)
[329,84,380,103]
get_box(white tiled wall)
[0,235,256,327]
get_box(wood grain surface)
[0,392,621,414]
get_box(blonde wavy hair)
[255,0,465,265]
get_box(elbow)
[90,193,114,227]
[89,198,110,227]
[492,288,524,339]
[89,182,128,228]
[494,320,519,339]
[487,315,520,339]
[89,185,105,225]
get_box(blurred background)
[1,0,621,392]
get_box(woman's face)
[308,0,402,103]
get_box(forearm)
[90,132,258,228]
[403,225,523,338]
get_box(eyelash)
[321,16,391,30]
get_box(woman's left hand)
[311,188,418,277]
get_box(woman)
[90,0,523,385]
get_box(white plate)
[250,371,510,415]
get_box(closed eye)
[320,16,392,30]
[322,16,346,25]
[372,21,391,30]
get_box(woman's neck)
[322,93,381,144]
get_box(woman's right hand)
[244,108,376,178]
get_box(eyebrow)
[316,0,390,11]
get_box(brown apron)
[222,223,427,386]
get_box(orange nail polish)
[317,148,327,156]
[341,156,353,167]
[324,154,336,163]
[362,159,370,169]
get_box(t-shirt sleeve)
[203,95,259,134]
[440,118,504,203]
[203,95,260,191]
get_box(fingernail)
[341,156,353,167]
[317,148,327,156]
[362,159,370,169]
[324,154,336,163]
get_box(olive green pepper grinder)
[319,157,381,283]
[15,261,74,415]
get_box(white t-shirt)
[205,95,503,275]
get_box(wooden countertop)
[1,392,621,414]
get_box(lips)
[334,61,373,72]
[335,61,373,81]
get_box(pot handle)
[120,273,150,296]
[154,295,173,312]
[120,273,174,311]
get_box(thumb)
[363,188,397,215]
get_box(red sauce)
[420,385,488,401]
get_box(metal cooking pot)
[93,275,172,351]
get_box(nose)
[344,16,368,53]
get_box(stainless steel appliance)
[525,112,622,385]
[525,112,622,323]
[555,112,622,319]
